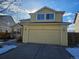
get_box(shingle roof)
[0,15,15,27]
[29,6,65,14]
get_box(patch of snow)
[0,45,17,54]
[66,48,79,59]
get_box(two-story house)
[22,7,70,46]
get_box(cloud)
[63,13,74,16]
[66,17,74,23]
[67,20,72,23]
[67,24,75,32]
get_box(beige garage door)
[28,29,61,45]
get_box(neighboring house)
[22,7,70,46]
[11,23,22,39]
[0,15,15,33]
[12,23,22,33]
[74,13,79,32]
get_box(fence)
[68,32,79,46]
[0,32,12,41]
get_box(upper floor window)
[37,13,54,20]
[37,14,44,20]
[46,14,54,20]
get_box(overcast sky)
[0,0,79,31]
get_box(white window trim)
[36,13,55,21]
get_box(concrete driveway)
[0,43,73,59]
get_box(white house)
[0,15,15,33]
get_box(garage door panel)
[28,29,61,44]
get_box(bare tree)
[0,0,15,12]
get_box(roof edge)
[74,13,78,23]
[29,6,65,14]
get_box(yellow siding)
[74,13,79,32]
[75,24,79,32]
[36,8,54,13]
[60,25,68,46]
[30,13,36,22]
[55,12,62,22]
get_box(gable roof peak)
[34,6,56,13]
[41,6,55,10]
[32,6,65,14]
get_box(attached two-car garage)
[22,23,68,46]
